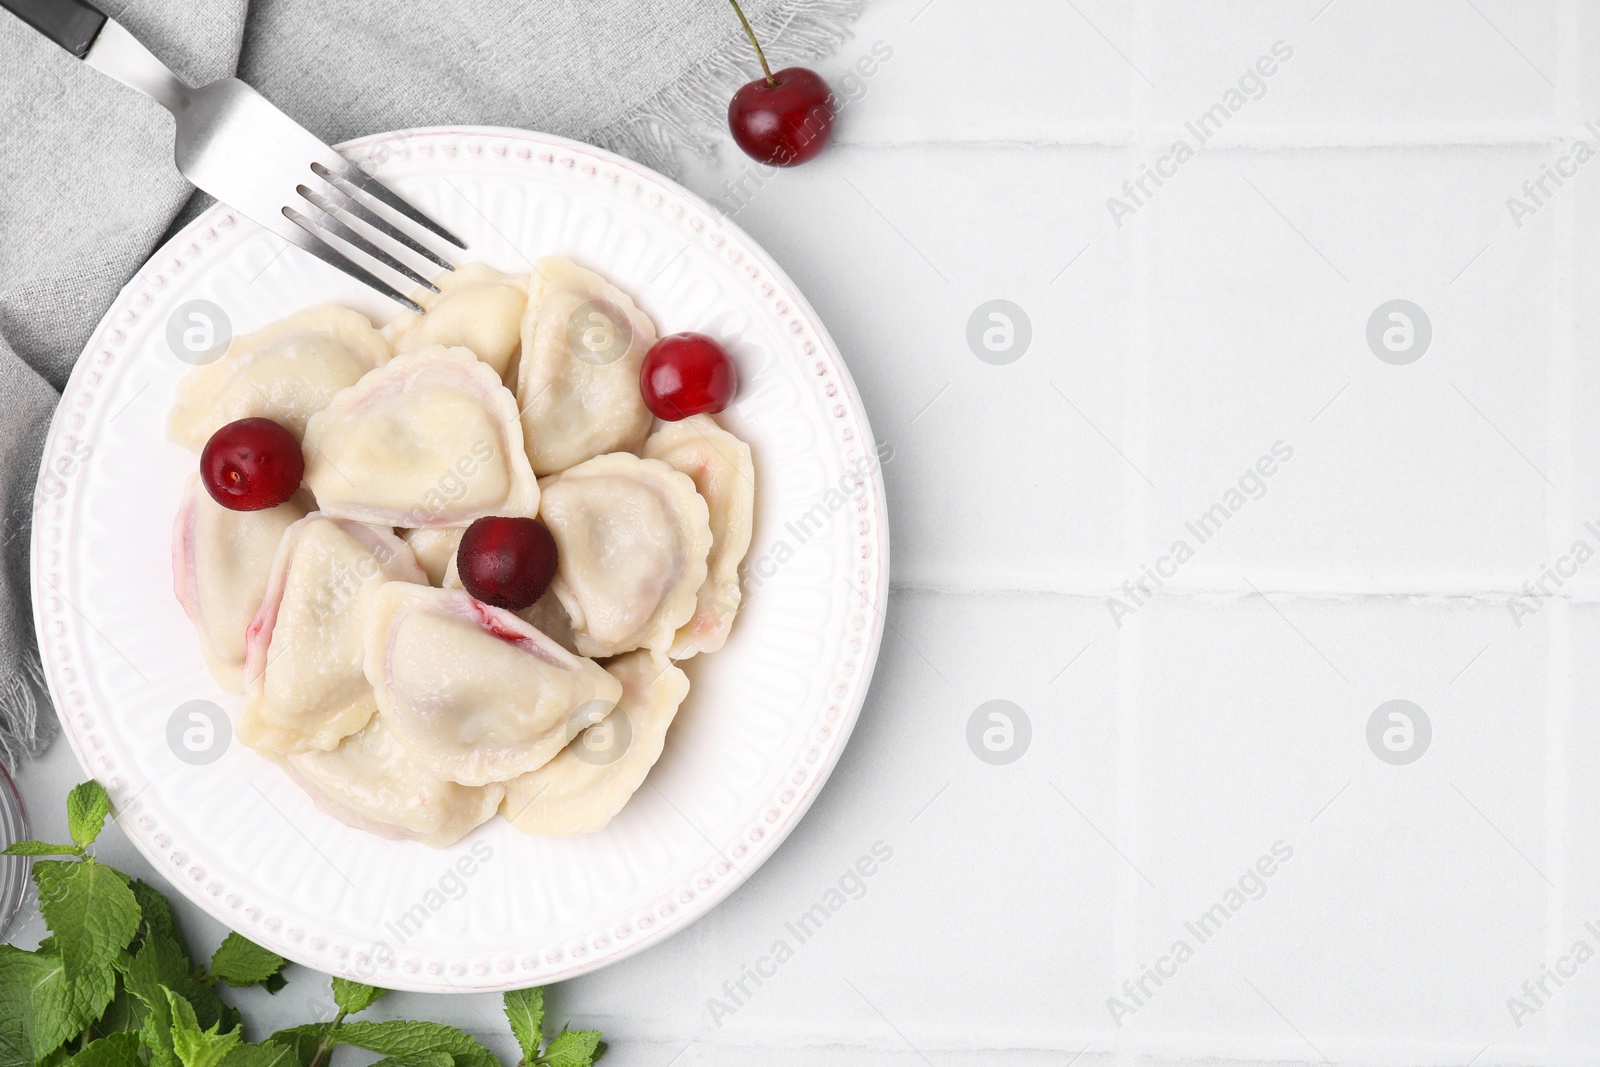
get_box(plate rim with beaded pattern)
[29,125,888,992]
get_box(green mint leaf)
[218,1044,301,1067]
[34,859,140,980]
[324,1019,498,1067]
[130,879,177,940]
[88,977,139,1038]
[67,781,111,850]
[120,931,196,1005]
[64,1032,141,1067]
[368,1055,453,1067]
[140,1002,181,1067]
[208,933,286,989]
[166,988,242,1067]
[18,949,116,1063]
[122,930,235,1066]
[501,987,543,1063]
[541,1029,603,1067]
[0,947,42,1067]
[27,955,116,1059]
[262,1025,331,1067]
[128,953,190,1067]
[1,840,81,858]
[330,976,387,1015]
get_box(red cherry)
[729,68,836,166]
[725,1,835,166]
[200,418,303,511]
[640,333,738,420]
[457,517,558,611]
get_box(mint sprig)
[207,933,287,991]
[0,780,608,1067]
[3,778,113,861]
[329,977,386,1016]
[539,1030,603,1067]
[1,841,83,858]
[269,1019,498,1067]
[34,859,139,980]
[501,989,604,1067]
[66,781,111,852]
[167,988,241,1067]
[63,1030,140,1067]
[502,988,544,1064]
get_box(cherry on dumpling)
[640,332,737,421]
[457,516,558,611]
[200,418,304,511]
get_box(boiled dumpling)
[516,257,655,475]
[513,589,581,655]
[387,263,528,383]
[240,515,427,754]
[302,345,538,527]
[401,527,464,587]
[363,584,623,786]
[537,453,712,658]
[441,553,579,654]
[643,416,755,658]
[171,474,307,691]
[284,717,504,848]
[168,306,388,450]
[501,651,689,835]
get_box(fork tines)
[270,154,468,314]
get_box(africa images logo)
[1106,841,1294,1027]
[1106,41,1295,228]
[1106,441,1294,627]
[705,841,894,1027]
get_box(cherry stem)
[727,0,775,87]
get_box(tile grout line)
[884,582,1600,603]
[1114,6,1154,1065]
[1547,0,1578,1047]
[828,128,1600,153]
[1548,603,1573,1053]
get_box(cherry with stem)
[725,0,837,167]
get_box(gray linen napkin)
[0,0,861,767]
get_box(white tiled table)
[12,0,1598,1061]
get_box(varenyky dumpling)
[302,345,538,527]
[168,306,388,450]
[171,474,307,691]
[362,584,623,787]
[401,527,464,587]
[501,651,689,835]
[517,257,656,475]
[441,553,580,654]
[240,515,427,755]
[538,454,712,658]
[284,717,504,848]
[514,589,581,655]
[643,415,756,658]
[387,263,528,383]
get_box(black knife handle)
[1,0,107,58]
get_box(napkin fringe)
[0,652,50,773]
[595,0,865,176]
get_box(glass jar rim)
[0,765,31,941]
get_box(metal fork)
[2,0,464,312]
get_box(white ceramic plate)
[30,126,888,992]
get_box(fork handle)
[1,0,107,58]
[3,3,188,114]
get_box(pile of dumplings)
[168,258,755,847]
